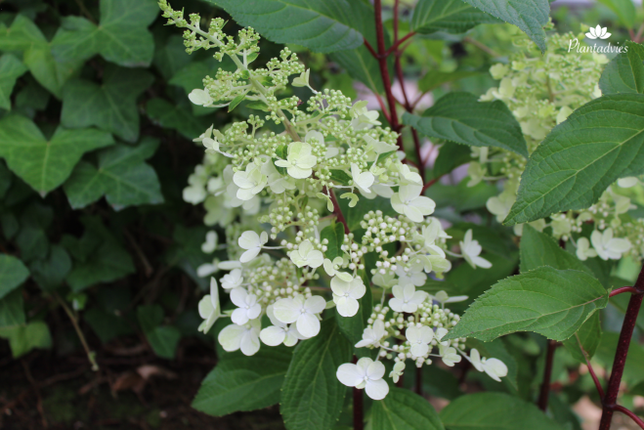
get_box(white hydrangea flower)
[261,158,296,194]
[331,275,366,317]
[469,349,508,382]
[397,164,423,186]
[576,237,598,261]
[289,239,324,269]
[198,277,221,334]
[435,327,450,346]
[460,229,492,269]
[197,259,219,278]
[322,257,345,277]
[406,325,434,358]
[233,162,268,201]
[355,319,387,348]
[618,177,639,188]
[467,162,485,187]
[391,184,435,222]
[218,319,261,356]
[230,287,262,325]
[259,305,305,347]
[486,191,516,223]
[421,219,448,257]
[395,265,427,287]
[439,346,461,367]
[183,165,209,204]
[336,357,389,400]
[591,228,631,260]
[188,88,213,106]
[201,231,218,253]
[273,294,326,338]
[389,361,406,383]
[350,101,381,131]
[550,214,572,238]
[275,141,317,179]
[221,268,243,290]
[238,230,268,263]
[389,282,428,313]
[351,163,375,195]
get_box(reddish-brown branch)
[611,286,640,297]
[614,405,644,429]
[422,178,438,193]
[352,356,364,430]
[364,39,378,58]
[328,188,349,234]
[384,32,416,57]
[599,266,644,429]
[578,334,605,398]
[538,340,557,411]
[415,366,423,396]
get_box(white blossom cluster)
[467,29,644,262]
[159,1,507,400]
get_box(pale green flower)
[288,239,324,268]
[406,325,434,358]
[389,282,428,313]
[355,319,387,348]
[576,237,598,261]
[273,294,326,338]
[275,141,317,179]
[218,319,261,356]
[336,358,389,400]
[350,101,381,130]
[331,275,366,317]
[351,163,375,195]
[389,361,405,383]
[198,277,221,334]
[233,162,268,201]
[391,184,435,222]
[469,349,508,382]
[201,231,218,253]
[230,287,261,325]
[591,228,631,260]
[238,230,268,263]
[439,346,461,367]
[460,230,491,269]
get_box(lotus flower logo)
[586,25,611,39]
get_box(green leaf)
[61,65,154,142]
[440,392,565,430]
[371,387,444,430]
[0,289,25,327]
[519,225,591,274]
[411,0,499,34]
[137,304,181,359]
[599,42,644,95]
[461,0,550,52]
[446,266,609,342]
[280,318,352,430]
[320,223,345,260]
[0,115,114,195]
[30,245,72,291]
[403,92,528,157]
[418,70,482,93]
[64,138,163,210]
[596,0,636,29]
[425,178,499,212]
[595,331,644,386]
[338,195,397,231]
[50,16,99,64]
[0,320,52,358]
[84,306,133,343]
[330,47,385,94]
[153,35,192,81]
[192,346,293,416]
[505,94,644,225]
[0,54,27,110]
[0,254,29,300]
[210,0,368,53]
[561,312,602,364]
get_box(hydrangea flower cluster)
[159,1,507,399]
[469,29,644,262]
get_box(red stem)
[384,32,416,57]
[578,334,605,398]
[599,266,644,430]
[614,405,644,429]
[415,366,423,396]
[352,356,364,430]
[537,339,557,411]
[328,188,349,234]
[610,286,639,297]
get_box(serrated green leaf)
[505,94,644,225]
[403,92,528,157]
[371,387,444,430]
[445,267,608,342]
[440,392,565,430]
[64,138,163,210]
[330,47,385,94]
[599,42,644,95]
[0,115,114,194]
[0,289,25,328]
[192,346,293,416]
[280,318,352,430]
[519,225,591,274]
[320,223,345,260]
[0,254,29,300]
[596,0,636,28]
[562,312,602,364]
[411,0,500,34]
[0,54,27,110]
[418,70,481,93]
[30,245,72,291]
[61,65,154,142]
[461,0,549,52]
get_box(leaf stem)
[328,188,349,234]
[54,292,99,371]
[599,265,644,429]
[537,339,557,411]
[577,334,605,398]
[610,286,640,297]
[614,405,644,429]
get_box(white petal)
[230,288,248,307]
[336,363,362,387]
[273,299,300,324]
[240,329,260,356]
[337,296,359,317]
[218,324,245,352]
[260,326,287,346]
[198,295,214,319]
[238,230,261,250]
[305,295,327,314]
[365,379,389,400]
[231,308,250,325]
[366,360,386,380]
[297,313,321,338]
[239,248,261,263]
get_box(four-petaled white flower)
[389,282,428,313]
[230,287,262,325]
[389,361,406,383]
[201,231,218,253]
[331,275,366,317]
[350,101,381,131]
[439,346,462,367]
[221,268,243,290]
[397,164,423,186]
[586,24,611,40]
[198,277,221,334]
[351,163,375,195]
[421,219,449,257]
[355,319,388,348]
[272,295,326,338]
[336,357,389,400]
[591,228,631,260]
[469,349,508,382]
[391,184,436,222]
[289,239,324,268]
[486,192,516,223]
[238,230,268,263]
[218,319,261,356]
[260,305,305,347]
[275,141,318,179]
[406,325,434,358]
[460,229,492,269]
[233,162,268,201]
[188,88,214,106]
[576,237,598,261]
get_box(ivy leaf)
[0,254,29,300]
[64,138,164,210]
[153,34,192,80]
[596,0,636,29]
[30,245,72,291]
[599,42,644,95]
[280,318,352,430]
[137,304,181,359]
[371,387,444,430]
[50,16,99,64]
[519,225,591,274]
[440,392,566,430]
[192,346,293,416]
[146,98,213,139]
[320,223,345,260]
[0,320,52,358]
[209,0,368,53]
[403,92,528,157]
[0,290,25,328]
[505,94,644,225]
[445,266,609,342]
[0,54,28,110]
[461,0,550,52]
[61,65,154,142]
[411,0,500,34]
[0,115,114,195]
